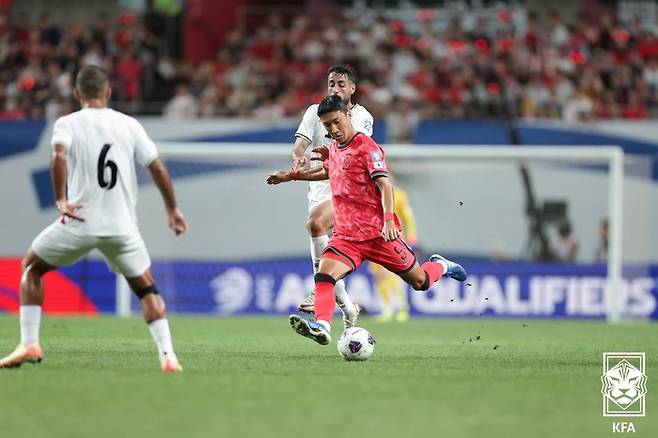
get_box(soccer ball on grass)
[337,327,375,361]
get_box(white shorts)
[31,222,151,278]
[308,180,332,212]
[308,197,333,213]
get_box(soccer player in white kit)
[290,65,373,327]
[0,66,188,372]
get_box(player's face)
[327,73,356,104]
[320,110,354,144]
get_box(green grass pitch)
[0,315,655,438]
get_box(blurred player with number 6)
[0,66,188,372]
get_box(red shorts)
[323,236,416,274]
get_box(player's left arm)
[375,176,400,242]
[148,159,188,236]
[133,118,188,237]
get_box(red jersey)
[323,132,394,241]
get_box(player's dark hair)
[75,65,109,99]
[328,64,357,84]
[317,94,348,117]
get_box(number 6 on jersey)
[97,143,117,189]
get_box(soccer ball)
[337,327,375,361]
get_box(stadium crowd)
[2,6,658,125]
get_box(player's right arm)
[51,117,84,221]
[268,144,329,184]
[266,165,328,185]
[51,144,85,222]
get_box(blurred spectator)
[386,96,419,143]
[3,4,658,121]
[563,88,594,122]
[553,218,579,262]
[594,218,608,262]
[622,91,648,119]
[163,83,197,119]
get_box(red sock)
[314,281,336,324]
[421,261,445,287]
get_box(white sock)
[310,235,329,274]
[20,305,42,346]
[334,279,356,316]
[317,320,331,332]
[148,318,177,362]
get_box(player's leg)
[297,199,333,311]
[398,254,467,291]
[124,270,181,372]
[289,257,352,345]
[289,243,358,345]
[1,223,90,368]
[99,234,181,372]
[0,251,53,368]
[302,199,358,328]
[364,238,466,292]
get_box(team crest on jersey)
[371,152,384,169]
[342,154,353,170]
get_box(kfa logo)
[611,422,636,433]
[601,352,647,417]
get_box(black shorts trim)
[323,246,357,272]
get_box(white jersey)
[50,107,158,236]
[295,103,374,203]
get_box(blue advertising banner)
[2,257,656,319]
[151,259,657,319]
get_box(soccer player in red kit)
[267,95,466,344]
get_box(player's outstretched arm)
[375,176,399,242]
[266,166,328,185]
[51,144,84,222]
[148,158,188,236]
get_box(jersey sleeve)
[361,138,388,179]
[294,105,317,144]
[352,108,374,136]
[132,119,159,167]
[51,117,73,149]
